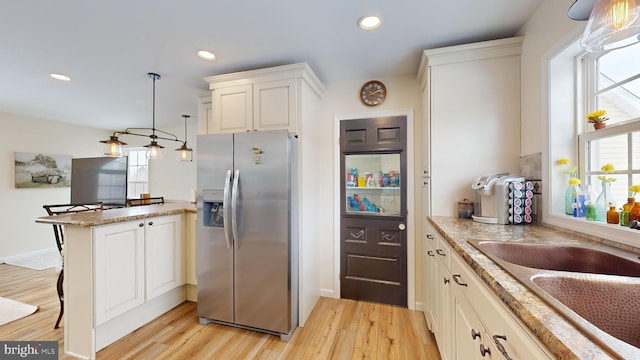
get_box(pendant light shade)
[100,135,127,157]
[98,72,192,161]
[145,140,164,159]
[573,0,640,52]
[175,115,193,162]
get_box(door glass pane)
[345,153,401,216]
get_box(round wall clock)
[360,80,386,106]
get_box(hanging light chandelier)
[569,0,640,52]
[99,72,191,161]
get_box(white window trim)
[543,37,640,249]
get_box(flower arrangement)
[598,163,616,183]
[630,184,640,198]
[556,158,578,178]
[568,178,581,186]
[586,109,609,124]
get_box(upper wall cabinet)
[201,63,325,135]
[417,37,523,217]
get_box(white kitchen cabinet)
[204,63,324,136]
[197,92,212,135]
[422,232,437,330]
[448,243,554,360]
[145,214,185,301]
[417,37,522,217]
[94,221,145,325]
[94,215,184,325]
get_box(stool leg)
[54,269,63,329]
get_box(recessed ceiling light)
[197,50,216,61]
[50,73,71,81]
[357,15,382,30]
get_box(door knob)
[398,223,406,230]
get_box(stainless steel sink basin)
[469,241,640,276]
[467,240,640,359]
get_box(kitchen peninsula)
[36,202,196,360]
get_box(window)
[126,148,149,197]
[579,42,640,207]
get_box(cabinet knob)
[148,221,153,226]
[443,277,450,285]
[427,250,435,257]
[480,344,491,357]
[436,249,446,256]
[139,223,144,227]
[471,328,481,340]
[426,234,434,240]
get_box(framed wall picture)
[14,152,72,188]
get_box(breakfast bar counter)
[36,202,197,360]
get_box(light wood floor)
[0,264,441,359]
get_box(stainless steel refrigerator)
[196,130,298,340]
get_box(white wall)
[148,118,198,202]
[519,0,585,156]
[0,112,111,258]
[317,74,423,303]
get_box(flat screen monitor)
[71,156,128,208]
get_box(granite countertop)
[428,216,640,360]
[35,201,197,227]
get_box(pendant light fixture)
[99,72,190,161]
[175,115,193,162]
[569,0,640,52]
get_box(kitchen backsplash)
[520,152,542,223]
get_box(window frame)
[544,38,640,248]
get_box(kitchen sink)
[531,274,640,350]
[467,240,640,359]
[469,241,640,276]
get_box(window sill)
[545,214,640,249]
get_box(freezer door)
[196,133,234,323]
[232,130,291,333]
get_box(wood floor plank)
[0,264,441,360]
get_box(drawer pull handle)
[493,335,513,360]
[480,344,491,357]
[443,277,450,285]
[139,223,144,227]
[453,275,468,287]
[427,250,435,257]
[148,221,153,226]
[436,249,446,256]
[426,234,434,239]
[471,328,481,340]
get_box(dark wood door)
[340,116,407,307]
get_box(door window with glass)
[345,153,401,216]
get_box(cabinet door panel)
[253,79,296,132]
[94,222,145,325]
[146,215,183,300]
[213,85,253,133]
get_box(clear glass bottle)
[565,182,580,216]
[595,182,616,222]
[606,203,619,224]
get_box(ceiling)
[0,0,547,131]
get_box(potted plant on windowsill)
[586,109,609,130]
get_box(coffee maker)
[472,173,525,224]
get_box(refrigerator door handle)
[231,169,240,249]
[222,169,233,249]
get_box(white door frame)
[333,108,416,310]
